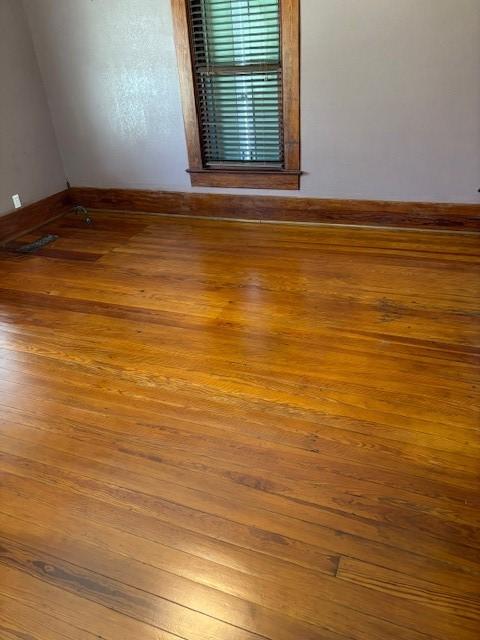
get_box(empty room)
[0,0,479,638]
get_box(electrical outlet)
[12,194,22,209]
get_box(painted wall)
[0,0,65,216]
[23,0,480,203]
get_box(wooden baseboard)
[2,186,476,248]
[0,190,71,245]
[70,187,480,231]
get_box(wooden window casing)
[171,0,300,189]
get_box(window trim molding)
[171,0,301,190]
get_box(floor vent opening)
[16,234,59,253]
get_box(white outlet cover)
[12,194,22,209]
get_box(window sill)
[187,169,301,190]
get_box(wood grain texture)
[281,0,301,172]
[189,169,300,189]
[70,186,480,230]
[0,189,71,244]
[170,0,203,170]
[0,210,479,640]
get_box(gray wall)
[0,0,65,216]
[23,0,480,203]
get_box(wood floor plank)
[0,342,476,466]
[0,537,345,640]
[1,421,479,578]
[0,362,478,496]
[0,516,371,640]
[1,392,478,541]
[0,594,98,640]
[2,455,479,600]
[0,211,478,639]
[336,557,479,621]
[0,566,184,640]
[0,316,478,431]
[1,493,477,639]
[0,461,341,576]
[0,475,342,596]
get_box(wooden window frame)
[171,0,301,190]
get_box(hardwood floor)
[0,210,479,640]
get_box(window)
[171,0,300,189]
